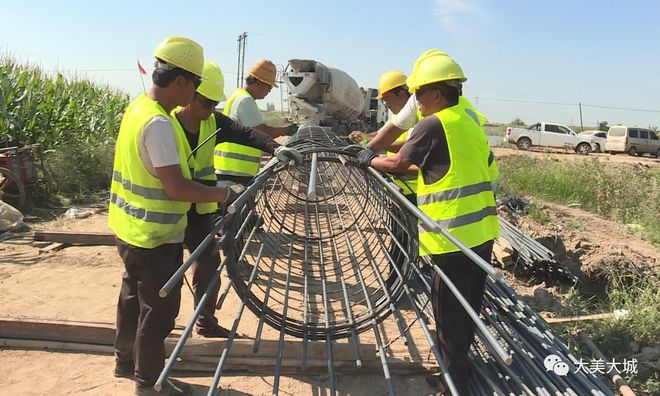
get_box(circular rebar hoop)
[226,127,419,340]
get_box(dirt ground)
[1,148,658,395]
[492,146,660,166]
[0,213,433,396]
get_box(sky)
[2,0,659,129]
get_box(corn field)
[0,55,129,202]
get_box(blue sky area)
[1,0,659,128]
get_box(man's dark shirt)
[399,115,451,186]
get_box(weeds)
[497,156,660,244]
[555,269,660,395]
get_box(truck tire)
[516,137,531,150]
[656,148,660,158]
[576,143,591,155]
[628,146,637,156]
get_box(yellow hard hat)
[197,61,226,101]
[153,36,204,77]
[406,49,466,93]
[248,59,278,87]
[376,70,407,99]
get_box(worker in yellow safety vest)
[352,53,498,195]
[215,59,296,187]
[109,36,244,396]
[171,61,301,338]
[357,50,499,396]
[350,70,418,204]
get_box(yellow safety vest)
[386,113,417,196]
[214,88,262,178]
[417,97,498,185]
[171,109,218,214]
[416,100,499,256]
[109,94,192,248]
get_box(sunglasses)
[188,75,202,89]
[198,95,219,109]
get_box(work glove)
[274,146,303,165]
[286,123,299,136]
[356,149,377,168]
[216,180,246,205]
[349,131,372,146]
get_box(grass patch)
[556,271,660,394]
[497,156,660,244]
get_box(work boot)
[425,374,440,389]
[195,322,232,338]
[135,378,191,395]
[114,361,134,379]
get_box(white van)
[605,126,660,157]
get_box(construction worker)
[350,70,417,204]
[215,59,294,187]
[352,54,498,194]
[171,61,302,338]
[357,50,499,396]
[110,36,243,396]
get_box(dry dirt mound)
[498,199,658,295]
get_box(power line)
[466,96,660,114]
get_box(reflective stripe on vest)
[110,193,183,225]
[170,110,219,215]
[215,88,262,178]
[416,100,499,256]
[108,94,192,248]
[386,113,418,196]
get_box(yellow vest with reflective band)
[417,97,498,186]
[171,109,218,214]
[214,88,262,178]
[386,113,417,196]
[416,100,499,256]
[109,94,192,248]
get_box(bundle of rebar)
[499,217,578,285]
[157,126,612,396]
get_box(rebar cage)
[225,126,419,340]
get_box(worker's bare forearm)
[155,165,228,203]
[371,155,417,175]
[368,122,405,152]
[165,179,227,203]
[254,124,286,138]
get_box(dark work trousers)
[430,240,493,396]
[217,174,255,261]
[113,238,183,388]
[385,193,417,288]
[184,208,222,330]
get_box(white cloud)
[434,0,486,38]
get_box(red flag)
[137,60,147,75]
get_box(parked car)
[578,130,608,152]
[506,122,593,154]
[605,126,660,157]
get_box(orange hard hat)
[248,59,278,87]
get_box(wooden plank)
[0,337,114,354]
[33,230,115,246]
[0,318,115,345]
[39,242,68,253]
[174,338,378,362]
[542,312,617,324]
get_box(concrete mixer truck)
[282,59,387,134]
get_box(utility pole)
[579,102,584,132]
[236,32,247,88]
